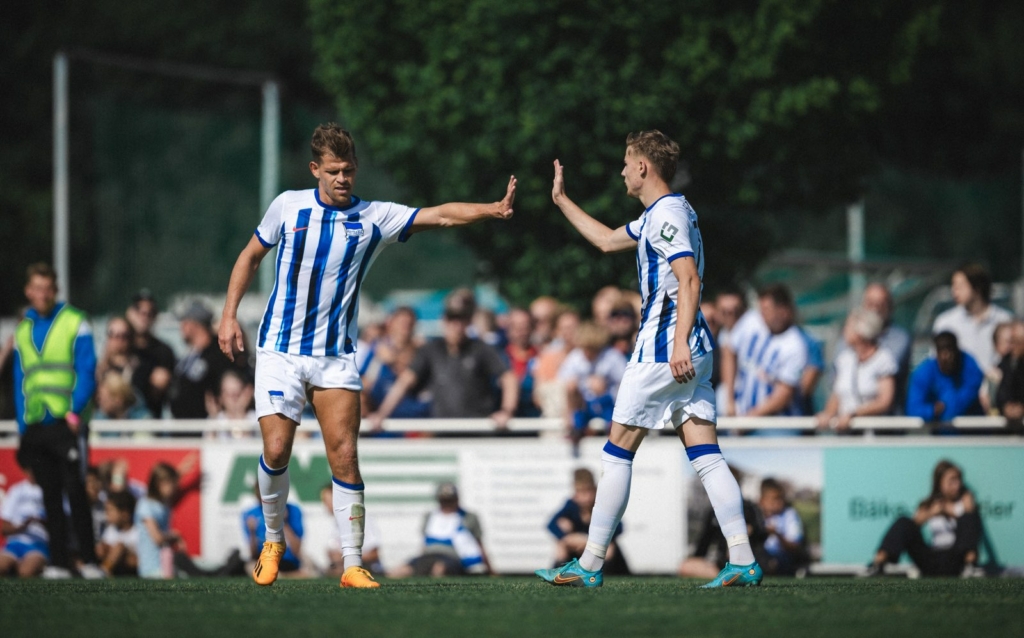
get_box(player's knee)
[262,439,292,468]
[325,437,358,468]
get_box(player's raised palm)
[497,175,517,219]
[551,159,566,204]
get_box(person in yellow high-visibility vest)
[12,263,103,578]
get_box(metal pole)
[53,52,70,301]
[259,80,280,295]
[847,200,866,307]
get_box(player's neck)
[638,181,673,209]
[318,184,353,209]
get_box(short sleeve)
[782,508,804,543]
[134,499,155,524]
[557,350,585,382]
[646,201,693,262]
[101,525,118,545]
[625,218,643,242]
[375,202,420,245]
[875,350,899,378]
[255,193,286,247]
[0,488,16,520]
[772,333,808,387]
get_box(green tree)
[309,0,944,307]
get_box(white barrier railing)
[0,415,1013,436]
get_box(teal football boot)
[700,562,763,588]
[535,558,603,588]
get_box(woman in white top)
[816,308,898,432]
[866,460,983,577]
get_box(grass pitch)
[3,577,1023,638]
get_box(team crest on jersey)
[343,222,365,237]
[660,222,678,243]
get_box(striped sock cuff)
[685,444,722,461]
[259,455,288,476]
[602,441,636,461]
[332,476,365,491]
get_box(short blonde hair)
[575,321,610,350]
[626,130,680,183]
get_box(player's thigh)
[678,416,719,448]
[309,387,362,472]
[607,421,648,452]
[259,413,299,467]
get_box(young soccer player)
[535,131,762,588]
[219,123,515,588]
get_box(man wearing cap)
[367,288,519,429]
[12,262,104,578]
[126,289,176,418]
[169,301,231,419]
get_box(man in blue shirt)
[12,263,100,578]
[906,332,984,423]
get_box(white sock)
[688,444,756,566]
[579,442,634,572]
[257,455,290,543]
[333,478,365,570]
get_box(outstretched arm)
[219,235,272,360]
[552,160,636,254]
[407,176,516,236]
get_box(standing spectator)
[906,332,984,422]
[591,286,623,329]
[504,308,540,417]
[529,296,560,348]
[933,264,1013,376]
[995,321,1024,422]
[388,482,492,578]
[532,308,581,417]
[96,491,139,576]
[368,290,518,429]
[758,478,807,576]
[865,460,982,577]
[816,309,898,432]
[0,466,48,578]
[861,283,912,400]
[12,263,102,578]
[721,284,809,418]
[95,317,138,385]
[712,291,746,412]
[546,469,629,575]
[168,301,231,419]
[126,290,176,418]
[558,322,627,442]
[242,483,303,576]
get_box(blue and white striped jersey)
[625,193,715,363]
[254,189,418,357]
[727,309,809,416]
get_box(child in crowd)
[135,463,183,579]
[759,478,806,576]
[96,491,139,576]
[0,466,49,578]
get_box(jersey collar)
[644,192,682,213]
[314,189,362,212]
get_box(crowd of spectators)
[2,262,1023,439]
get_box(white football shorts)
[254,347,362,423]
[611,353,716,429]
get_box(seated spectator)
[388,483,491,578]
[933,264,1013,378]
[984,321,1015,411]
[126,290,176,418]
[558,322,627,445]
[94,370,149,420]
[96,317,138,385]
[532,308,580,417]
[547,469,629,575]
[242,483,303,576]
[96,491,139,576]
[722,285,809,423]
[906,332,984,423]
[362,307,430,419]
[210,369,256,423]
[759,478,807,576]
[529,296,560,348]
[0,466,49,578]
[169,301,232,419]
[679,467,766,580]
[607,300,638,358]
[504,308,540,417]
[865,460,983,577]
[368,290,518,429]
[319,483,382,576]
[816,309,898,432]
[995,321,1024,423]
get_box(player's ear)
[309,160,320,177]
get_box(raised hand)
[496,175,517,219]
[552,160,566,204]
